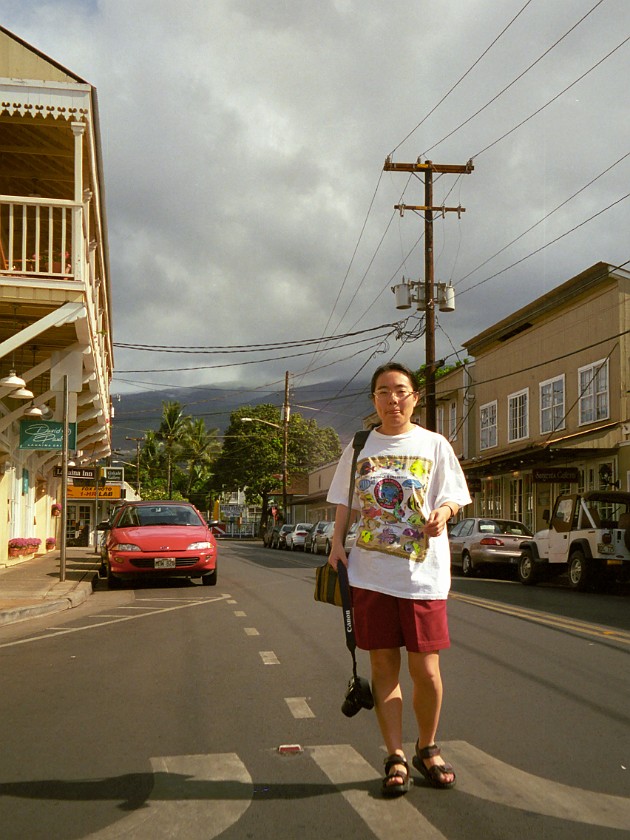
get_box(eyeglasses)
[373,389,416,401]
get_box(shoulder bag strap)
[339,430,370,673]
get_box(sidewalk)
[0,547,100,626]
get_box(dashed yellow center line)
[450,592,630,645]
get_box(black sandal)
[412,742,456,790]
[382,753,410,797]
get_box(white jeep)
[517,491,630,590]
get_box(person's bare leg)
[370,648,407,786]
[408,650,454,783]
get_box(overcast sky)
[3,0,629,430]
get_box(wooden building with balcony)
[0,26,113,562]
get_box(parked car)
[518,491,630,590]
[305,520,329,553]
[344,521,359,554]
[98,501,218,588]
[272,523,294,549]
[285,522,313,551]
[449,517,533,577]
[311,521,336,555]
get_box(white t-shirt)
[327,425,471,600]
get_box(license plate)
[155,557,176,568]
[597,544,614,555]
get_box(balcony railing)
[0,196,78,279]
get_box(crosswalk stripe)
[311,745,448,839]
[259,650,280,664]
[84,753,252,839]
[431,741,630,830]
[285,697,315,718]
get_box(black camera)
[341,675,374,717]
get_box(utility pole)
[282,371,290,521]
[383,157,473,430]
[126,436,144,497]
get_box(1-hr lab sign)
[19,420,77,450]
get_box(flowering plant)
[8,537,41,549]
[51,503,62,514]
[46,537,56,548]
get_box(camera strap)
[338,429,370,678]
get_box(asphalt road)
[0,541,628,839]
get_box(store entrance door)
[65,503,92,546]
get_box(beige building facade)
[461,261,629,531]
[0,27,113,563]
[297,262,629,535]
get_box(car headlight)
[187,541,212,550]
[112,543,142,551]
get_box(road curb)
[0,575,97,627]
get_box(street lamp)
[240,416,289,518]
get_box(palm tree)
[181,417,221,497]
[157,401,188,499]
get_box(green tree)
[211,404,340,532]
[180,416,221,501]
[157,401,188,499]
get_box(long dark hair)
[370,362,419,395]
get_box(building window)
[480,401,497,450]
[540,375,565,434]
[578,359,609,425]
[436,405,444,436]
[449,401,457,442]
[508,388,529,442]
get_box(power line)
[455,151,630,287]
[390,0,535,155]
[457,192,630,298]
[423,0,607,157]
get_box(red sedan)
[99,501,218,588]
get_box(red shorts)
[351,587,450,653]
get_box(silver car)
[311,521,336,555]
[344,522,359,554]
[449,517,534,577]
[285,523,313,551]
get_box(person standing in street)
[327,362,471,796]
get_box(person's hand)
[422,506,450,539]
[328,542,348,571]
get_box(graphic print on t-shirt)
[355,454,432,562]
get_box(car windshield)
[117,505,203,527]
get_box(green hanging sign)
[19,420,77,450]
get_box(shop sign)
[19,420,77,450]
[102,466,124,482]
[66,485,123,499]
[54,466,96,480]
[221,504,242,517]
[533,467,579,483]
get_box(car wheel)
[461,553,474,577]
[517,550,539,586]
[568,549,591,591]
[202,569,217,586]
[106,563,121,589]
[325,540,331,555]
[312,540,318,555]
